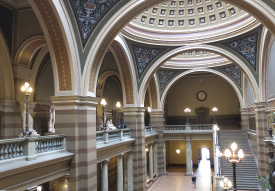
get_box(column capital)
[102,158,110,164]
[51,96,100,109]
[253,102,266,110]
[122,107,146,113]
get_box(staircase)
[218,130,259,190]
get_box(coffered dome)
[122,0,260,45]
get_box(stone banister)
[96,129,131,144]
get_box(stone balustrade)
[164,124,213,132]
[0,134,66,164]
[145,126,156,135]
[96,129,131,144]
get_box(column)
[123,107,146,191]
[240,108,249,133]
[186,138,193,176]
[117,154,123,191]
[149,144,154,180]
[0,99,22,139]
[102,159,109,191]
[253,102,268,176]
[150,111,166,176]
[127,152,133,191]
[51,96,99,191]
[153,142,158,175]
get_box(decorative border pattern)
[157,69,179,91]
[223,32,259,71]
[34,0,72,91]
[217,65,241,86]
[69,0,120,47]
[131,45,165,78]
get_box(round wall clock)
[196,90,207,101]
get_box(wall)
[103,78,122,110]
[99,52,119,75]
[267,41,275,100]
[166,75,240,116]
[16,9,43,49]
[247,80,254,107]
[36,62,54,103]
[168,140,213,166]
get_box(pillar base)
[186,172,193,176]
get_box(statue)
[106,119,116,130]
[48,104,56,133]
[269,152,275,190]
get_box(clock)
[196,90,207,101]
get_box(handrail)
[164,124,213,131]
[96,128,131,144]
[0,135,66,163]
[145,126,156,135]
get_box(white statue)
[106,119,116,130]
[48,104,56,133]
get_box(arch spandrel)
[139,45,259,107]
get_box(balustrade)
[96,129,131,144]
[145,126,156,135]
[164,124,213,131]
[0,135,66,164]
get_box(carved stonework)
[158,69,179,91]
[131,45,165,78]
[217,65,241,86]
[223,32,259,71]
[69,0,120,47]
[34,0,72,91]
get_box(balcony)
[0,135,74,190]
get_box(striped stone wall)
[0,99,22,139]
[240,108,249,132]
[253,102,268,176]
[123,107,146,191]
[150,111,166,176]
[52,96,99,191]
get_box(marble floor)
[148,160,213,191]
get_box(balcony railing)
[164,124,214,132]
[96,129,131,144]
[145,126,156,135]
[0,134,66,163]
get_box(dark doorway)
[195,107,209,124]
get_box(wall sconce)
[176,149,180,154]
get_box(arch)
[258,27,273,102]
[0,31,14,99]
[160,69,244,110]
[28,0,81,95]
[147,75,161,110]
[139,45,259,107]
[96,71,121,98]
[82,0,275,98]
[108,35,138,106]
[14,36,46,68]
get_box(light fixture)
[220,177,232,191]
[212,107,218,124]
[116,101,121,129]
[21,82,33,137]
[184,108,191,125]
[176,149,180,154]
[101,99,107,130]
[223,142,244,190]
[213,124,219,131]
[37,186,42,191]
[145,148,149,152]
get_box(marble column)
[253,102,268,176]
[127,152,133,191]
[150,111,166,176]
[123,107,146,191]
[149,144,154,180]
[102,159,109,191]
[51,96,99,191]
[117,154,123,191]
[186,138,193,176]
[0,99,22,139]
[153,142,158,175]
[240,108,249,133]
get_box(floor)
[148,160,213,191]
